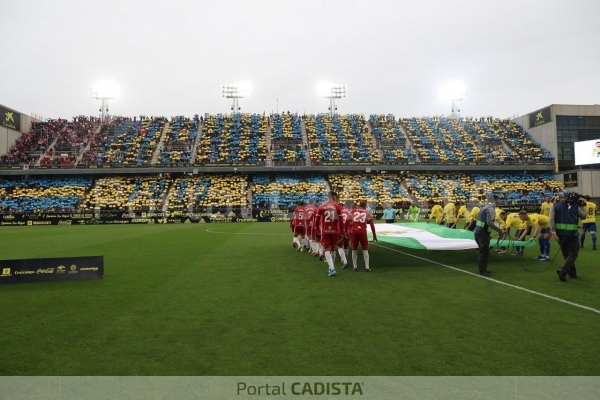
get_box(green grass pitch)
[0,222,599,376]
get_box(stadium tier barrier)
[0,203,545,226]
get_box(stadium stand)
[158,116,199,166]
[195,114,267,165]
[0,119,67,168]
[0,112,565,220]
[251,174,328,210]
[0,177,92,212]
[329,173,412,208]
[306,114,377,165]
[270,113,307,166]
[369,114,415,165]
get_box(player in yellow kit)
[500,211,527,256]
[539,195,554,256]
[580,195,597,250]
[518,210,551,261]
[464,205,480,231]
[455,202,468,229]
[427,203,444,225]
[540,195,553,217]
[443,200,457,228]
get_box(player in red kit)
[337,200,353,269]
[291,201,306,251]
[303,198,318,254]
[350,201,378,272]
[316,191,344,276]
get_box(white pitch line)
[373,242,600,315]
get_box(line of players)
[426,195,597,258]
[290,191,378,277]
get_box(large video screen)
[574,139,600,166]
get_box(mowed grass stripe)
[0,223,599,376]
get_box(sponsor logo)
[14,270,35,275]
[58,220,72,225]
[36,268,55,274]
[3,215,15,220]
[1,268,12,277]
[68,265,78,274]
[80,267,99,271]
[2,109,18,130]
[56,266,66,274]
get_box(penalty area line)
[372,242,600,315]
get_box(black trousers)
[474,231,491,273]
[557,234,580,275]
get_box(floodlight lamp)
[439,81,466,102]
[236,81,252,97]
[92,80,121,100]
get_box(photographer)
[550,192,586,281]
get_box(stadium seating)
[270,113,306,166]
[82,176,168,211]
[0,177,92,212]
[306,114,377,165]
[158,116,198,166]
[252,175,328,210]
[0,119,67,168]
[195,114,267,165]
[328,173,412,208]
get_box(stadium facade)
[512,104,600,196]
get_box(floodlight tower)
[439,81,466,118]
[317,82,347,117]
[92,80,121,121]
[221,81,251,115]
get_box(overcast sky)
[1,0,599,120]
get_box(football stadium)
[2,1,600,399]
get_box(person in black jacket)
[550,192,586,281]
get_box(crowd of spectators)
[0,114,557,168]
[195,114,267,165]
[0,172,564,214]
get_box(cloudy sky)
[1,0,599,120]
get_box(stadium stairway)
[265,120,272,167]
[161,180,173,212]
[400,180,420,204]
[151,121,171,165]
[189,121,204,162]
[301,119,310,166]
[34,136,60,167]
[366,121,384,161]
[301,120,310,166]
[75,123,102,166]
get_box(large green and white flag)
[371,223,535,250]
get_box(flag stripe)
[372,223,536,250]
